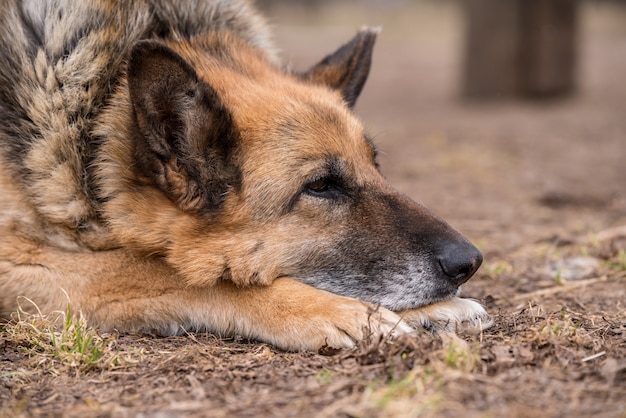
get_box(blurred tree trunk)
[463,0,579,99]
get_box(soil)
[1,2,625,417]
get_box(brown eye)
[307,178,329,194]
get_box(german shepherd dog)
[0,0,489,351]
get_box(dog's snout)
[437,242,483,285]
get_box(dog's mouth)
[294,260,477,312]
[365,277,465,312]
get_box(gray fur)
[0,0,275,231]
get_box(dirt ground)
[1,1,625,417]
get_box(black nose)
[437,242,483,285]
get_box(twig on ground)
[512,276,608,302]
[581,351,606,363]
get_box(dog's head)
[122,29,481,310]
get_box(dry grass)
[3,302,144,377]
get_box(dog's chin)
[295,272,464,311]
[377,286,462,312]
[420,287,462,307]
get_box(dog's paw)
[295,298,415,352]
[260,296,415,352]
[342,299,415,341]
[398,297,493,334]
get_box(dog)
[0,0,490,351]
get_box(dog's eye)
[307,178,329,194]
[304,177,342,199]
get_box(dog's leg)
[156,277,415,351]
[0,237,413,351]
[88,272,415,352]
[398,298,493,334]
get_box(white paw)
[398,297,493,334]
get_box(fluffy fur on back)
[0,0,274,238]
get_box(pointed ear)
[301,27,379,108]
[127,40,239,213]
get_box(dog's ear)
[301,28,379,108]
[128,40,239,213]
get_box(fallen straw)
[581,351,606,363]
